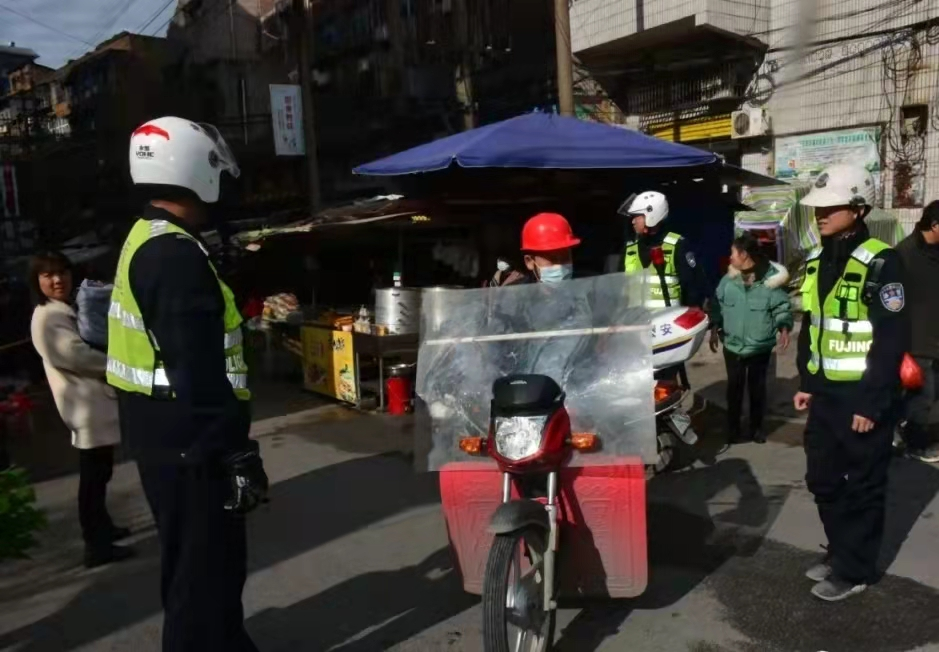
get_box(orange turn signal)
[459,436,486,455]
[654,381,678,403]
[570,433,599,451]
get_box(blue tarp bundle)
[354,112,719,176]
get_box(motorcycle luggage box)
[439,459,647,599]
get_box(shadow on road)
[879,455,939,577]
[705,537,939,652]
[555,457,790,651]
[554,422,939,651]
[0,452,440,652]
[246,547,477,651]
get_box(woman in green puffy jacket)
[710,232,793,444]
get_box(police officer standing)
[621,190,707,308]
[108,117,267,650]
[794,163,909,602]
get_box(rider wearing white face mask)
[521,212,579,284]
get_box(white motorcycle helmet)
[801,163,875,209]
[624,191,669,228]
[129,116,240,204]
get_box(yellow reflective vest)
[800,237,890,382]
[624,232,683,308]
[106,218,250,401]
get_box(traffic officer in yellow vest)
[621,190,706,308]
[109,117,267,651]
[794,163,909,602]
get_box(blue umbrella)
[354,112,719,176]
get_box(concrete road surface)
[1,401,938,652]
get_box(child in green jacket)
[710,232,794,443]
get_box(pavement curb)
[250,404,339,439]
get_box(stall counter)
[300,323,419,408]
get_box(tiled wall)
[572,0,939,226]
[570,0,769,52]
[756,0,938,229]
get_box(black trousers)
[138,461,258,652]
[723,349,772,437]
[901,356,938,450]
[804,394,895,584]
[78,446,116,548]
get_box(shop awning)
[720,164,784,188]
[353,112,719,176]
[229,195,417,247]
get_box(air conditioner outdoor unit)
[731,108,770,139]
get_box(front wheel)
[482,527,556,652]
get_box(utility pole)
[292,0,321,214]
[453,0,476,130]
[554,0,574,116]
[228,0,249,145]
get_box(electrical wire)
[139,0,179,35]
[60,0,144,63]
[89,0,140,43]
[0,2,94,46]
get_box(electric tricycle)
[417,274,659,651]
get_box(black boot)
[84,543,134,569]
[110,526,132,542]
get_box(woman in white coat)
[29,251,133,568]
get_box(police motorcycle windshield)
[417,273,656,470]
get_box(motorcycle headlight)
[492,415,548,461]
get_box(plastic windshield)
[197,123,241,178]
[417,273,656,470]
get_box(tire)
[648,429,680,477]
[482,527,556,652]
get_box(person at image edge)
[894,200,939,463]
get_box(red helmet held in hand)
[521,213,581,252]
[900,353,924,391]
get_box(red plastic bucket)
[385,376,412,415]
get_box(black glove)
[222,440,269,515]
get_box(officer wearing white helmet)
[620,190,706,308]
[108,117,266,651]
[793,163,909,602]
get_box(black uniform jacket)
[796,224,910,423]
[117,205,251,464]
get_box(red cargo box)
[439,459,647,598]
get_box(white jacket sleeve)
[32,303,107,377]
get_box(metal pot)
[387,362,416,378]
[421,286,463,333]
[375,287,421,334]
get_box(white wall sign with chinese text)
[774,127,883,205]
[270,84,305,157]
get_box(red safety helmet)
[521,213,581,252]
[900,353,924,391]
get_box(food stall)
[233,197,450,410]
[297,312,419,410]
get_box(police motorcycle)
[648,300,709,473]
[418,274,655,652]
